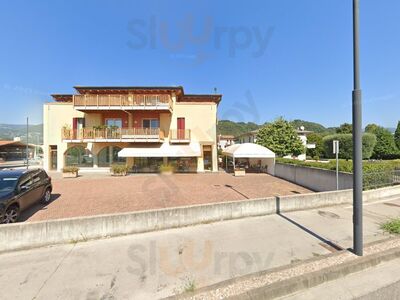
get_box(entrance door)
[177,117,185,139]
[50,146,57,170]
[203,145,212,171]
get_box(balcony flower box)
[234,168,245,177]
[62,167,79,178]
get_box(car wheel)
[42,188,52,204]
[2,205,20,224]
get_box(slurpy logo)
[127,239,274,280]
[127,15,274,61]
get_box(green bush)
[110,164,129,175]
[306,132,324,159]
[62,166,79,173]
[366,125,399,159]
[323,133,376,160]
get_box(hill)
[217,120,261,137]
[290,119,336,135]
[0,124,43,144]
[217,119,337,137]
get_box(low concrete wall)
[1,185,399,253]
[275,163,353,192]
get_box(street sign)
[333,140,339,154]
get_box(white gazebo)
[222,143,275,175]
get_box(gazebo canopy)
[222,143,275,158]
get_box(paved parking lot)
[21,172,311,222]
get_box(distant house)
[235,130,259,144]
[235,126,312,161]
[0,140,35,162]
[217,134,235,150]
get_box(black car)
[0,169,52,224]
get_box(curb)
[165,237,400,300]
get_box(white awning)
[118,142,201,158]
[222,143,275,158]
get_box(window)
[133,157,163,173]
[98,146,126,167]
[64,146,93,167]
[0,176,18,192]
[168,157,197,173]
[18,174,32,192]
[32,172,41,184]
[105,118,122,128]
[142,119,159,129]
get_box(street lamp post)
[352,0,363,256]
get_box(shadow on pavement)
[275,196,344,252]
[19,193,61,222]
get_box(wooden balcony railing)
[62,127,164,142]
[169,129,191,142]
[73,94,172,110]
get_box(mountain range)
[0,124,43,144]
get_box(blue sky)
[0,0,399,128]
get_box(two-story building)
[43,86,221,173]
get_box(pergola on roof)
[222,143,275,158]
[51,86,222,104]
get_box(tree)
[336,123,353,134]
[365,123,380,133]
[306,132,324,159]
[365,125,399,159]
[256,118,304,157]
[323,133,376,160]
[394,121,400,150]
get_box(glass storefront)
[65,146,93,167]
[133,157,163,173]
[131,157,197,173]
[168,157,197,173]
[98,146,126,167]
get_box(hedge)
[276,158,400,190]
[322,133,376,160]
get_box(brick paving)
[21,172,311,222]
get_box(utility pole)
[352,0,363,256]
[26,117,29,169]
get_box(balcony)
[62,127,164,143]
[73,94,172,111]
[169,129,191,143]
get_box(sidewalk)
[279,257,400,300]
[1,195,399,300]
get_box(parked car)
[0,169,52,224]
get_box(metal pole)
[336,150,339,190]
[353,0,363,256]
[26,117,29,169]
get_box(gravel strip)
[184,237,400,300]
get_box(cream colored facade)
[43,87,220,173]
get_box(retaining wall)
[275,162,353,192]
[1,185,399,253]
